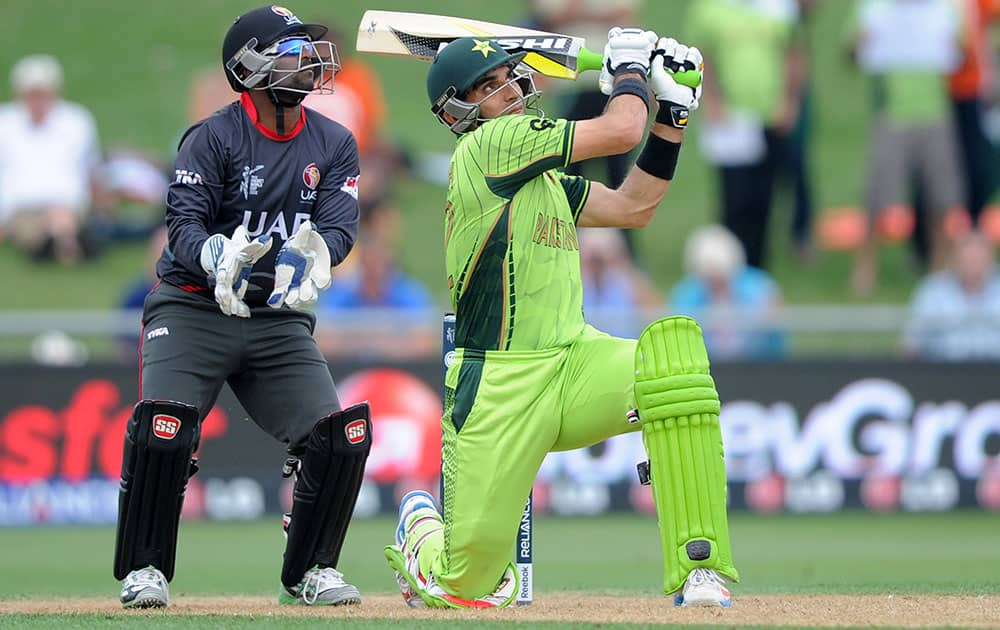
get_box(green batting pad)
[634,316,739,594]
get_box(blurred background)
[1,0,999,596]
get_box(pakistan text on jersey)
[532,213,579,251]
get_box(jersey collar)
[240,92,306,141]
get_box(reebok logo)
[345,419,366,444]
[152,414,180,440]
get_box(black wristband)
[635,133,681,181]
[655,101,690,129]
[613,62,648,77]
[610,77,650,113]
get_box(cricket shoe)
[673,567,732,607]
[388,490,442,607]
[120,565,169,609]
[395,490,438,547]
[385,544,517,609]
[279,566,362,606]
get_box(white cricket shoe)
[279,566,362,606]
[674,567,732,607]
[395,490,438,547]
[120,566,169,609]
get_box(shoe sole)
[122,597,167,609]
[675,595,732,607]
[278,589,362,606]
[386,545,430,608]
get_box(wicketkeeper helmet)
[222,5,339,104]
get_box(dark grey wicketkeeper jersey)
[157,93,360,306]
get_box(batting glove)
[200,225,273,318]
[605,27,658,76]
[267,221,332,310]
[650,38,704,128]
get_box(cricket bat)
[356,9,700,87]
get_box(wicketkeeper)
[113,5,371,609]
[385,29,739,608]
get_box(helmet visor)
[227,35,340,93]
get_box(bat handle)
[673,70,702,89]
[578,46,702,89]
[577,47,604,74]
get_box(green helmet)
[426,37,535,134]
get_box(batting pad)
[634,316,739,594]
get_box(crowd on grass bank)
[6,0,1000,363]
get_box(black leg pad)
[113,400,200,582]
[281,402,372,589]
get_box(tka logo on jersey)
[145,327,169,341]
[271,5,302,25]
[174,169,202,185]
[340,174,359,200]
[345,419,367,445]
[152,414,180,440]
[241,164,265,199]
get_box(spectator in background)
[669,224,785,359]
[902,231,1000,359]
[951,0,1000,225]
[785,0,818,260]
[847,0,964,296]
[578,227,661,337]
[530,0,643,259]
[0,54,101,263]
[316,228,436,359]
[117,225,168,361]
[687,0,804,270]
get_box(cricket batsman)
[385,28,739,608]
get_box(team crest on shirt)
[271,6,302,25]
[302,163,320,189]
[340,174,359,200]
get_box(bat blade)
[357,10,601,80]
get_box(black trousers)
[719,128,784,269]
[953,97,997,223]
[139,282,340,449]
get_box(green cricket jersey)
[444,114,591,351]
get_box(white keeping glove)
[267,221,332,310]
[200,225,273,318]
[605,27,658,76]
[650,38,704,128]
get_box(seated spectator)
[0,54,101,263]
[117,226,168,361]
[578,227,661,337]
[902,231,1000,359]
[316,233,436,359]
[669,225,785,359]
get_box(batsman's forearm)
[619,163,670,214]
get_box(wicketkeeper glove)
[200,225,273,318]
[650,38,703,129]
[267,221,332,310]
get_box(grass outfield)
[2,512,999,628]
[0,512,997,597]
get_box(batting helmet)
[426,37,539,134]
